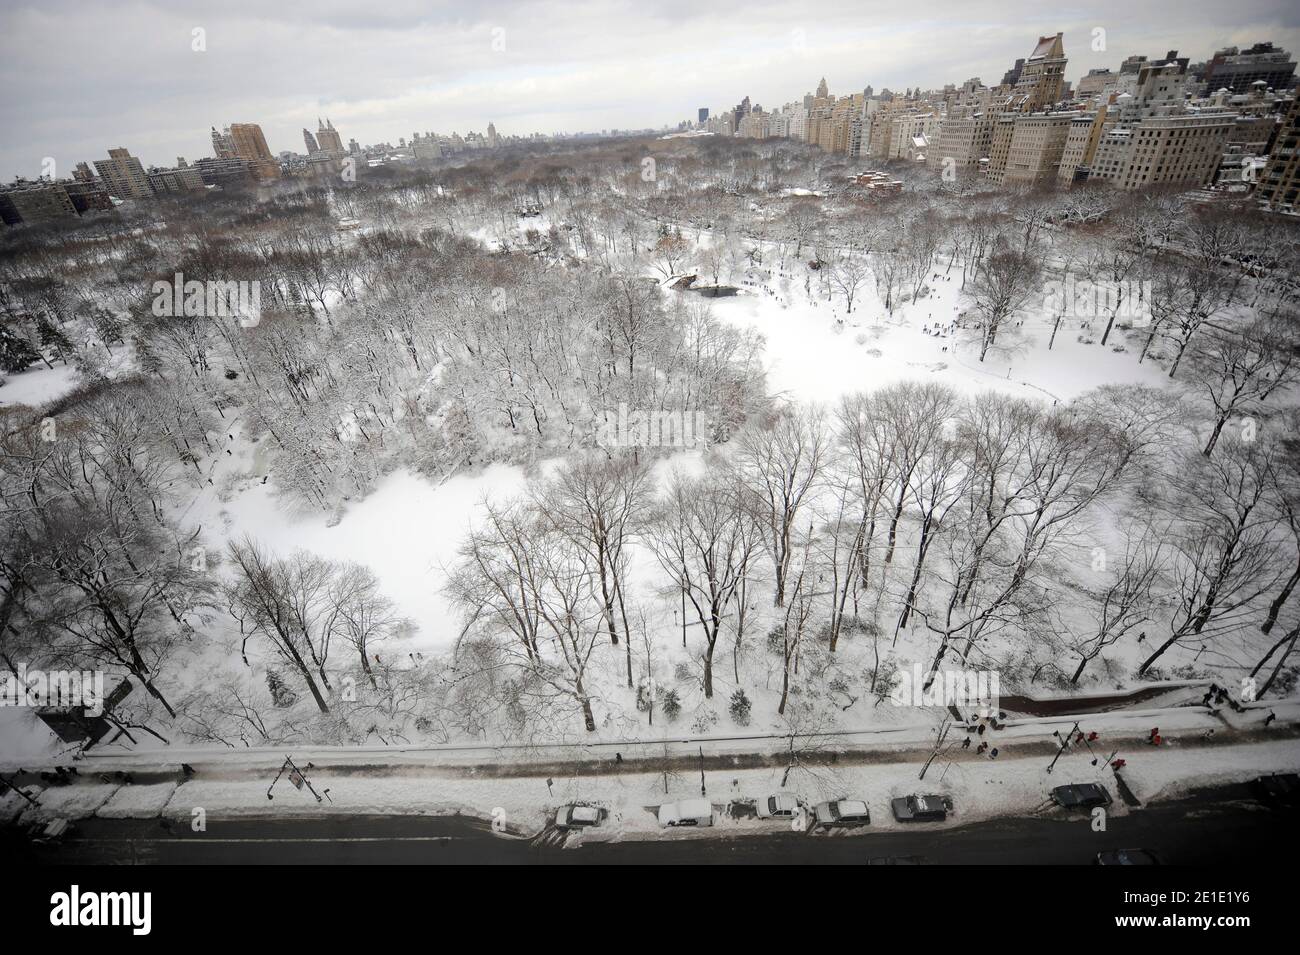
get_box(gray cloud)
[3,0,1297,180]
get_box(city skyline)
[3,0,1299,180]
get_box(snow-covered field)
[707,266,1168,405]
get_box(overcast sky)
[3,0,1298,181]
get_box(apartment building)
[1201,42,1297,93]
[0,180,77,225]
[227,123,280,179]
[1091,112,1236,189]
[1256,97,1300,212]
[146,165,205,194]
[1001,111,1076,185]
[1010,33,1068,112]
[93,147,152,199]
[984,114,1018,182]
[929,113,995,173]
[1057,107,1109,184]
[887,112,938,160]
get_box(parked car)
[30,818,73,845]
[1250,773,1300,808]
[555,804,603,830]
[813,799,871,829]
[1096,848,1161,865]
[1051,783,1112,811]
[890,794,952,822]
[755,792,805,819]
[658,798,714,828]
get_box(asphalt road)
[11,783,1296,865]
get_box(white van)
[658,798,714,828]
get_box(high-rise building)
[930,113,996,174]
[1256,97,1300,213]
[314,119,344,156]
[1201,43,1297,93]
[211,126,236,159]
[62,179,114,214]
[0,180,79,225]
[1076,69,1115,102]
[1001,58,1025,88]
[1010,34,1067,112]
[93,147,152,199]
[1090,112,1236,190]
[732,95,752,135]
[146,165,205,194]
[887,112,938,160]
[193,157,256,188]
[698,107,709,125]
[225,123,280,179]
[1056,107,1109,184]
[999,111,1076,185]
[303,128,320,155]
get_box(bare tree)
[226,539,335,714]
[968,242,1041,362]
[648,471,761,698]
[535,453,651,687]
[1138,438,1287,675]
[1067,529,1165,684]
[733,405,829,607]
[1185,314,1300,456]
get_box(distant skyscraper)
[1202,42,1297,93]
[226,123,279,179]
[698,107,709,124]
[315,118,344,155]
[211,126,236,159]
[816,77,829,99]
[1010,34,1067,111]
[303,128,320,155]
[93,147,152,199]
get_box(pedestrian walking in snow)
[1264,711,1277,726]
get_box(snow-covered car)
[813,799,871,829]
[1096,848,1161,865]
[555,804,603,830]
[755,792,805,819]
[1050,783,1112,811]
[657,798,714,828]
[890,794,952,822]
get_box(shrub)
[266,669,298,708]
[729,689,752,726]
[661,689,682,721]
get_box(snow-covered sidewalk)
[5,731,1297,843]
